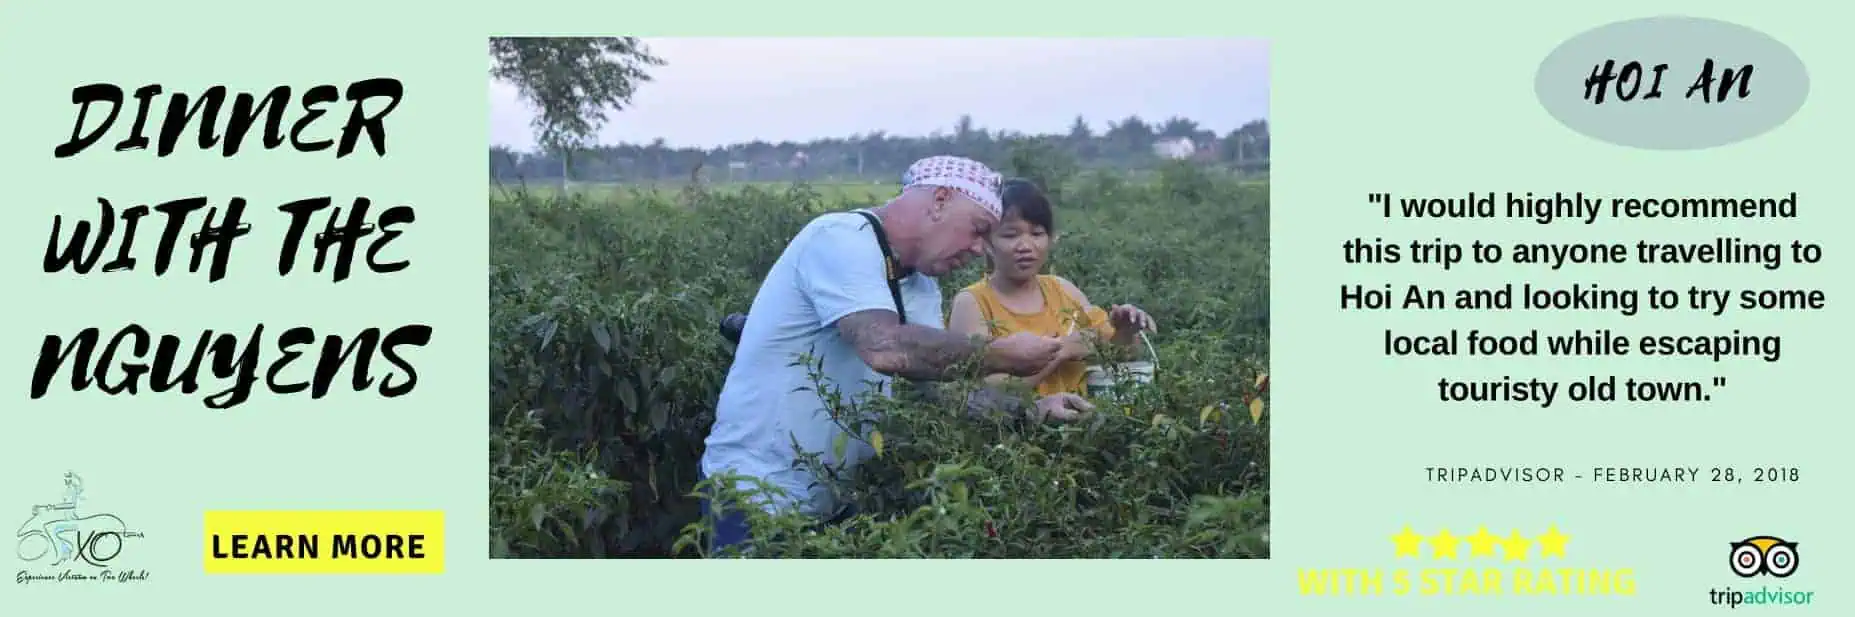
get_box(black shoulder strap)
[853,210,908,325]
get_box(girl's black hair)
[998,178,1055,233]
[981,178,1056,275]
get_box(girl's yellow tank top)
[961,274,1115,397]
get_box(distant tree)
[1224,119,1270,166]
[490,37,665,184]
[955,114,977,143]
[1104,115,1155,158]
[1159,116,1200,138]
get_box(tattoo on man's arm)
[838,310,985,380]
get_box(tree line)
[490,115,1268,184]
[488,37,1268,185]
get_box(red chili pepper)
[984,521,998,538]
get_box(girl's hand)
[1108,304,1156,333]
[1055,333,1091,362]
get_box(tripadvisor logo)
[1708,536,1813,609]
[14,472,150,585]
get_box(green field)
[489,163,1271,558]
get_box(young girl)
[947,179,1156,407]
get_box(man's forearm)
[840,311,991,381]
[890,324,989,380]
[898,379,1029,420]
[960,383,1030,419]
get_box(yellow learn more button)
[202,510,444,574]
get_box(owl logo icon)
[1729,536,1798,578]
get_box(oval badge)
[1534,16,1809,150]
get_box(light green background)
[2,0,1844,614]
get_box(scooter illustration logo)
[15,472,144,568]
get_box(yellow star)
[1464,526,1498,558]
[1392,526,1423,558]
[1501,529,1531,562]
[1430,528,1461,559]
[1537,525,1570,558]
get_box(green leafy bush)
[489,169,1269,558]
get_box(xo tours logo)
[14,471,150,585]
[1708,535,1814,609]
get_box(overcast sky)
[488,38,1269,151]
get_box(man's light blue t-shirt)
[700,210,944,518]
